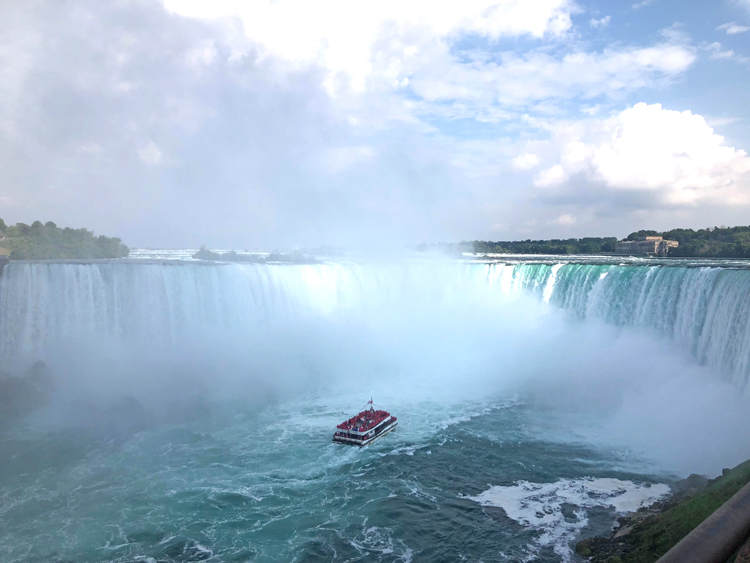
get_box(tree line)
[470,225,750,257]
[625,226,750,258]
[0,218,129,260]
[471,237,618,255]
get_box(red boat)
[332,400,398,446]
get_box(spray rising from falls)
[0,261,491,362]
[1,261,750,389]
[488,262,750,389]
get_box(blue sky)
[0,0,749,248]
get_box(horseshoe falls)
[2,258,750,563]
[4,261,750,388]
[487,262,750,389]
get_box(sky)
[1,0,749,249]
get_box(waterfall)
[484,262,750,389]
[0,261,496,364]
[0,262,354,362]
[2,260,750,389]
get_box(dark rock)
[192,246,266,263]
[613,525,633,539]
[673,473,710,495]
[576,462,750,562]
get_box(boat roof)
[336,407,391,431]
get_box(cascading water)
[3,258,750,563]
[483,262,750,389]
[0,261,496,365]
[3,260,749,388]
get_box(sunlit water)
[2,254,750,562]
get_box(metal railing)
[657,480,750,563]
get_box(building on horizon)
[615,235,679,257]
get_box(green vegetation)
[193,246,321,264]
[627,226,750,258]
[471,225,750,257]
[625,462,750,562]
[577,460,750,562]
[472,237,618,255]
[0,219,129,260]
[193,246,265,262]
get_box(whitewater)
[2,256,750,562]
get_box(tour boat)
[332,400,398,446]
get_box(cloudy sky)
[1,0,750,248]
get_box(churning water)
[1,256,750,562]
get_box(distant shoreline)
[3,254,750,271]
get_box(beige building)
[615,235,679,256]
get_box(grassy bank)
[577,460,750,563]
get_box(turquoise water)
[2,258,750,562]
[0,397,670,563]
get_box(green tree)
[2,220,129,259]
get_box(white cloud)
[706,116,742,127]
[633,0,656,9]
[185,42,218,67]
[533,103,750,205]
[513,152,541,169]
[323,146,375,173]
[408,41,695,113]
[163,0,577,92]
[711,49,736,60]
[138,142,163,165]
[77,143,103,155]
[535,164,567,187]
[553,213,576,225]
[705,42,736,60]
[581,105,601,116]
[717,22,750,34]
[589,16,611,28]
[162,1,696,127]
[0,7,41,136]
[3,0,748,247]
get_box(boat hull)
[333,420,398,447]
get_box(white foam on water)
[193,543,212,556]
[348,522,413,562]
[468,478,670,562]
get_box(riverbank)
[576,460,750,562]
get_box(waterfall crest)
[2,261,750,388]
